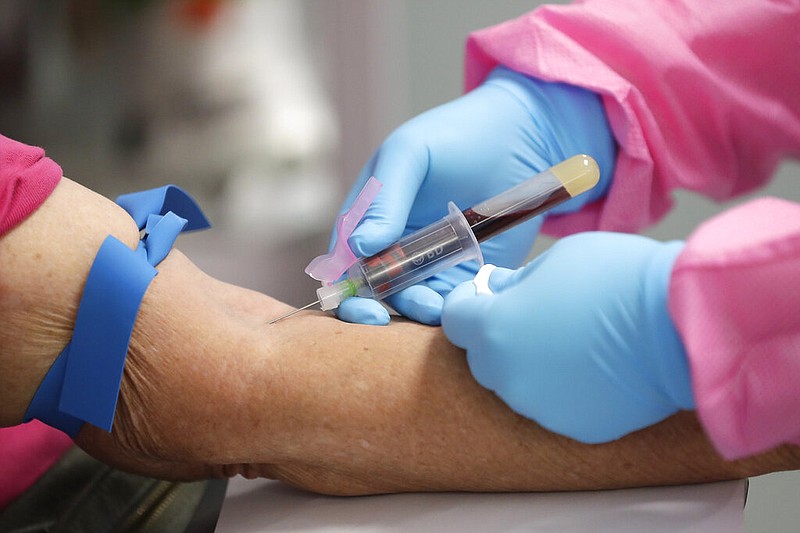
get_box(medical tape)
[23,185,210,437]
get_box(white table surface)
[215,477,746,532]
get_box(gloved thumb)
[384,284,444,326]
[336,297,391,326]
[485,265,517,293]
[486,247,559,294]
[441,275,499,350]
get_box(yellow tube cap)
[550,154,601,197]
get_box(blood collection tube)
[463,153,600,241]
[314,154,600,311]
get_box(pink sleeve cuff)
[0,134,63,237]
[669,198,800,459]
[0,422,72,510]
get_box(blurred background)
[1,1,797,530]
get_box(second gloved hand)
[335,67,615,326]
[441,232,695,444]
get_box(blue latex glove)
[441,232,695,444]
[335,66,616,326]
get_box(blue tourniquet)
[23,185,210,436]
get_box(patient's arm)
[2,177,799,495]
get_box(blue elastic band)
[23,185,210,436]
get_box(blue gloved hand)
[441,232,695,444]
[335,66,616,326]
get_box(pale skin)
[1,177,798,496]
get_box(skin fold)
[1,178,798,496]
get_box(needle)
[267,300,320,324]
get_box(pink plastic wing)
[305,176,382,283]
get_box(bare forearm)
[5,178,797,495]
[204,317,800,494]
[80,262,800,494]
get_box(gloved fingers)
[485,266,517,293]
[441,279,494,351]
[335,297,390,326]
[425,276,461,297]
[444,280,507,394]
[348,133,431,258]
[481,249,553,295]
[383,285,444,326]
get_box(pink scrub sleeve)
[0,133,70,510]
[669,198,800,459]
[464,0,800,236]
[1,134,62,234]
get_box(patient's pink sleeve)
[669,198,800,459]
[0,423,72,509]
[0,134,67,510]
[1,133,62,236]
[464,0,800,236]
